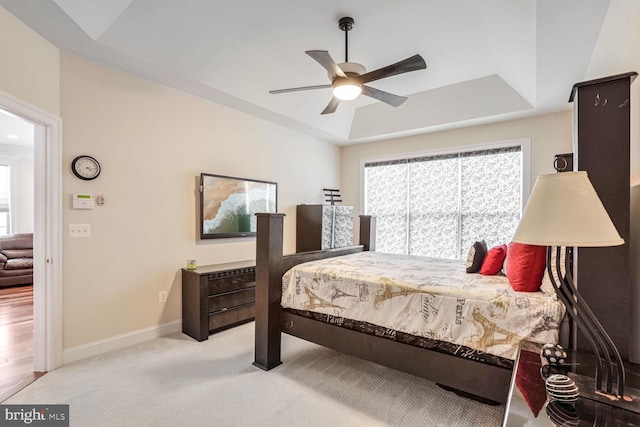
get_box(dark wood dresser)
[181,260,256,341]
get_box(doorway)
[0,90,62,399]
[0,108,36,398]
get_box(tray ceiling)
[1,0,638,145]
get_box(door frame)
[0,90,62,371]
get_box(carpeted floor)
[5,322,504,426]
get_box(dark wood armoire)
[569,72,637,360]
[296,204,354,252]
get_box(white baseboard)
[62,319,182,365]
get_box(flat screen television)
[200,173,277,239]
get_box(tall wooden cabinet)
[296,205,354,252]
[569,72,637,360]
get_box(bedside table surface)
[503,340,640,426]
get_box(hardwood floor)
[0,285,42,402]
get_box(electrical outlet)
[159,290,168,304]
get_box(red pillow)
[479,244,508,275]
[506,242,547,292]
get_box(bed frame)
[252,212,512,403]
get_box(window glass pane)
[0,164,10,236]
[408,155,459,259]
[364,161,408,254]
[460,148,521,258]
[364,144,523,260]
[0,164,9,211]
[0,212,8,236]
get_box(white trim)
[8,160,17,234]
[0,90,63,372]
[521,138,532,206]
[0,154,20,163]
[62,320,183,365]
[0,143,34,158]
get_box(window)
[364,142,527,259]
[0,164,10,236]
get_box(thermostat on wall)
[72,193,95,209]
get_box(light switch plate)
[69,224,91,238]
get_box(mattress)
[281,251,565,360]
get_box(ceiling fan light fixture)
[333,79,362,100]
[269,17,426,114]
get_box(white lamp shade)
[512,171,624,247]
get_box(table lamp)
[512,171,626,399]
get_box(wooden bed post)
[359,215,376,251]
[253,213,285,371]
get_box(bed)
[253,213,566,403]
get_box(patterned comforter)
[281,252,565,360]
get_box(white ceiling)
[0,108,34,148]
[1,0,639,145]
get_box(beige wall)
[0,7,59,115]
[341,111,574,219]
[60,54,340,348]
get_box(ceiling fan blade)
[321,96,340,115]
[358,54,426,84]
[361,85,408,107]
[269,84,332,94]
[306,50,347,79]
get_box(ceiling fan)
[269,17,427,115]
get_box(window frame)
[359,137,531,254]
[0,154,22,236]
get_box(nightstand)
[503,340,640,426]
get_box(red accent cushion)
[506,242,547,292]
[479,244,507,275]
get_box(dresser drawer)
[208,303,255,331]
[208,288,255,313]
[208,273,255,295]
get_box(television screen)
[200,173,277,239]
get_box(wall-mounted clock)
[71,155,101,181]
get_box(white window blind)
[364,146,522,259]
